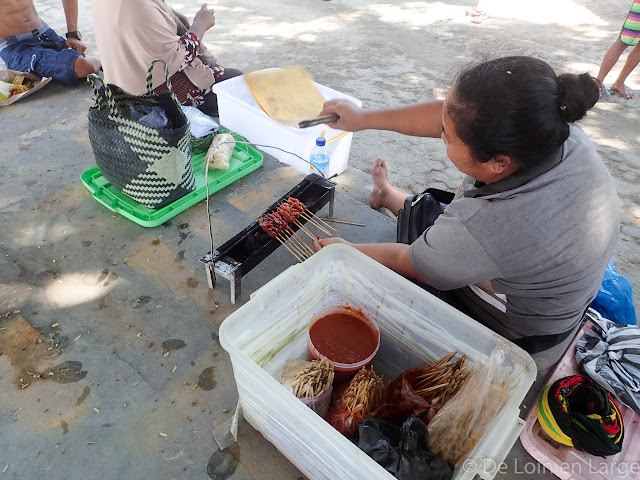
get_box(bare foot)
[610,82,634,99]
[369,157,390,209]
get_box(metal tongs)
[298,114,339,129]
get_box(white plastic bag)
[203,133,235,170]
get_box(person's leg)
[596,37,628,88]
[369,157,410,216]
[611,40,640,99]
[73,55,101,80]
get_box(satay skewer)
[302,209,338,232]
[275,236,305,262]
[279,232,311,259]
[298,211,333,236]
[277,231,310,259]
[291,220,318,241]
[285,228,315,255]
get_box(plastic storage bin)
[211,70,361,178]
[219,244,536,480]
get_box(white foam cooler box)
[219,244,537,480]
[211,70,361,178]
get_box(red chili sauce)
[309,312,378,364]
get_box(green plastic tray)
[81,133,263,227]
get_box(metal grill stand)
[201,174,336,304]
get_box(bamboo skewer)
[300,208,338,232]
[292,219,318,241]
[318,218,366,228]
[299,211,333,236]
[305,211,338,232]
[285,228,314,255]
[278,232,310,259]
[275,236,304,262]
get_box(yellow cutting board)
[244,66,326,127]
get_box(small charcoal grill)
[200,173,336,303]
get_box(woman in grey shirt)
[314,56,619,372]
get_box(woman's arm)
[319,99,444,138]
[313,238,427,283]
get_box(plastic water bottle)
[310,137,330,177]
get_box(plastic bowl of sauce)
[307,304,380,384]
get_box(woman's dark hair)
[446,56,599,169]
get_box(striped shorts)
[620,0,640,46]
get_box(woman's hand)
[319,99,368,132]
[190,4,216,39]
[312,235,350,252]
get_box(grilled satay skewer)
[286,197,337,233]
[277,232,310,259]
[259,214,305,262]
[284,227,315,255]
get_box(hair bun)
[557,73,599,123]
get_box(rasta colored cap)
[537,375,624,456]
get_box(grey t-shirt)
[409,124,619,340]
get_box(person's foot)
[610,81,634,99]
[369,157,391,209]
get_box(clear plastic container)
[219,243,536,480]
[307,304,380,384]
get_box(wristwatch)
[65,31,82,40]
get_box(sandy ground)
[17,0,638,307]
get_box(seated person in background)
[314,57,620,373]
[0,0,101,85]
[91,1,242,116]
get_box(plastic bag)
[427,348,511,466]
[590,260,636,325]
[373,354,469,427]
[203,133,235,170]
[181,104,219,138]
[353,417,453,480]
[279,358,334,418]
[326,366,385,437]
[127,102,170,128]
[371,369,434,426]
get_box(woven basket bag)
[87,60,195,209]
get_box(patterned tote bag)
[87,60,195,209]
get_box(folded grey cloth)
[576,309,640,415]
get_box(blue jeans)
[0,22,82,85]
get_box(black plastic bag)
[353,417,453,480]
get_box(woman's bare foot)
[369,157,391,209]
[610,81,634,99]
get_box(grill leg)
[230,269,242,304]
[327,188,335,218]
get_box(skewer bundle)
[343,366,385,414]
[256,197,337,262]
[412,352,469,412]
[289,358,335,398]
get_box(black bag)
[396,188,454,244]
[87,60,195,209]
[353,417,453,480]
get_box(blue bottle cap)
[316,137,326,146]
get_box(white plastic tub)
[211,70,361,178]
[219,244,536,480]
